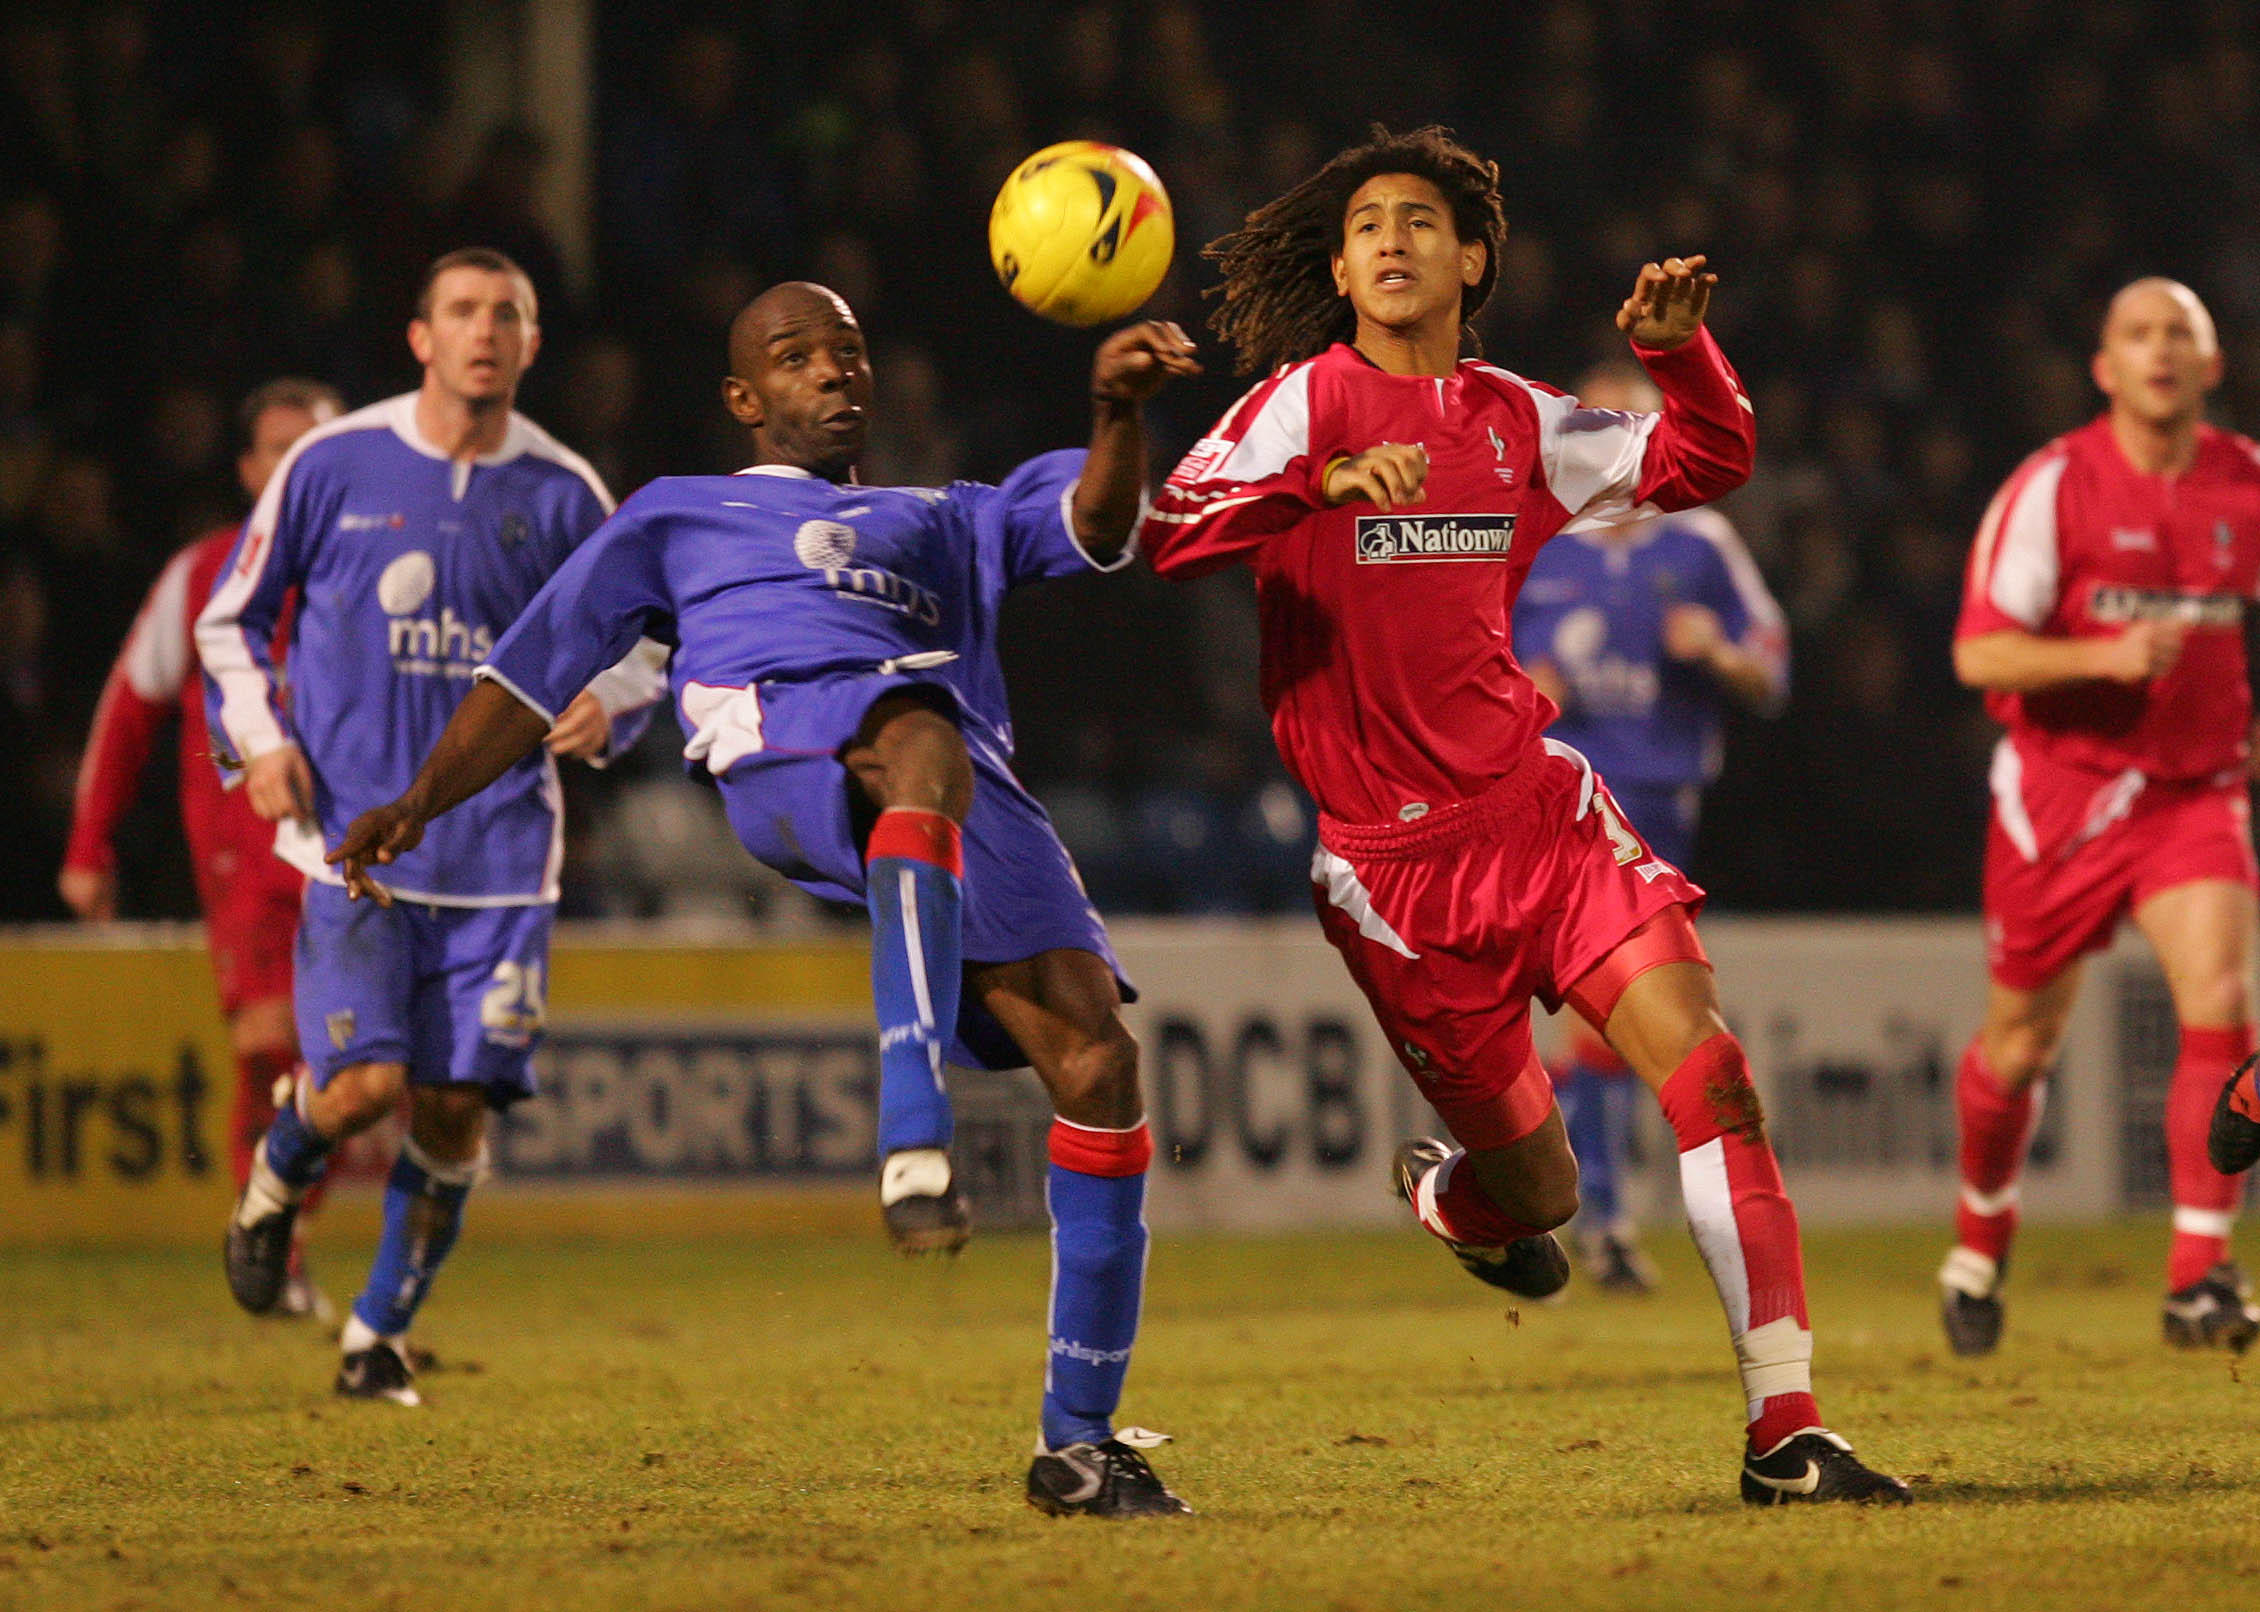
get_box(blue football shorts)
[294,879,555,1106]
[711,669,1131,1068]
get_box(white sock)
[234,1139,302,1227]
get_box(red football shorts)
[193,837,303,1016]
[1310,740,1707,1151]
[1983,739,2258,991]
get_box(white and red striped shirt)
[1139,330,1758,824]
[1957,415,2260,781]
[64,526,293,893]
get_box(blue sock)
[262,1083,334,1190]
[351,1138,476,1339]
[866,810,962,1158]
[1562,1064,1621,1226]
[1042,1120,1151,1450]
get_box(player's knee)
[316,1061,407,1135]
[1469,1146,1579,1232]
[2177,972,2250,1032]
[1985,1021,2062,1089]
[1050,1018,1142,1129]
[409,1086,489,1164]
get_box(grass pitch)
[4,1218,2258,1612]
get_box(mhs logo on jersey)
[377,549,495,675]
[1355,515,1518,563]
[2089,584,2241,629]
[792,518,943,626]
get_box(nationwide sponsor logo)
[2109,526,2157,552]
[1355,514,1518,563]
[2089,584,2241,628]
[339,512,408,532]
[794,518,943,626]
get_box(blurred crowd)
[7,0,2260,922]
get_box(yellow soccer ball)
[988,141,1174,327]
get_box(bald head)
[2104,277,2217,357]
[2093,276,2222,433]
[721,281,874,481]
[728,281,859,377]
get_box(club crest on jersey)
[1355,514,1518,563]
[2215,519,2237,569]
[498,512,530,548]
[326,1009,356,1052]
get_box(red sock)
[2167,1024,2253,1290]
[231,1047,297,1188]
[1953,1038,2040,1265]
[1658,1033,1820,1453]
[1408,1149,1545,1247]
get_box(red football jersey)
[65,525,293,899]
[1957,416,2260,781]
[1140,330,1758,824]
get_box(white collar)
[386,393,529,467]
[734,463,819,479]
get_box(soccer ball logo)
[377,550,436,615]
[794,520,858,571]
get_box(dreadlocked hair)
[1205,124,1506,376]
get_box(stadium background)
[7,7,2260,1607]
[9,0,2260,926]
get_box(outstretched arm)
[1072,320,1201,565]
[327,680,549,904]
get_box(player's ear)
[519,322,541,376]
[721,374,763,428]
[1461,237,1486,290]
[2089,347,2113,398]
[2203,348,2225,393]
[1331,249,1349,299]
[407,318,434,368]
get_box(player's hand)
[2096,619,2188,683]
[326,801,427,906]
[1323,442,1429,512]
[57,865,117,922]
[1617,256,1717,350]
[1091,320,1202,404]
[1663,602,1727,663]
[1527,658,1569,709]
[246,745,316,827]
[544,690,613,762]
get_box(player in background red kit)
[1142,126,1905,1505]
[60,378,342,1319]
[1945,279,2260,1356]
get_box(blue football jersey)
[199,394,614,903]
[1512,507,1787,789]
[478,450,1120,774]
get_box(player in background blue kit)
[200,249,666,1405]
[330,282,1203,1517]
[1512,361,1789,1293]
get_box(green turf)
[3,1219,2257,1611]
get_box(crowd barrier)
[0,916,2185,1246]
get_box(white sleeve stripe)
[1680,508,1788,690]
[120,547,197,700]
[1499,368,1660,529]
[516,417,617,514]
[1209,364,1314,486]
[1144,493,1268,524]
[195,405,390,761]
[472,663,559,727]
[1983,455,2067,629]
[1057,478,1145,572]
